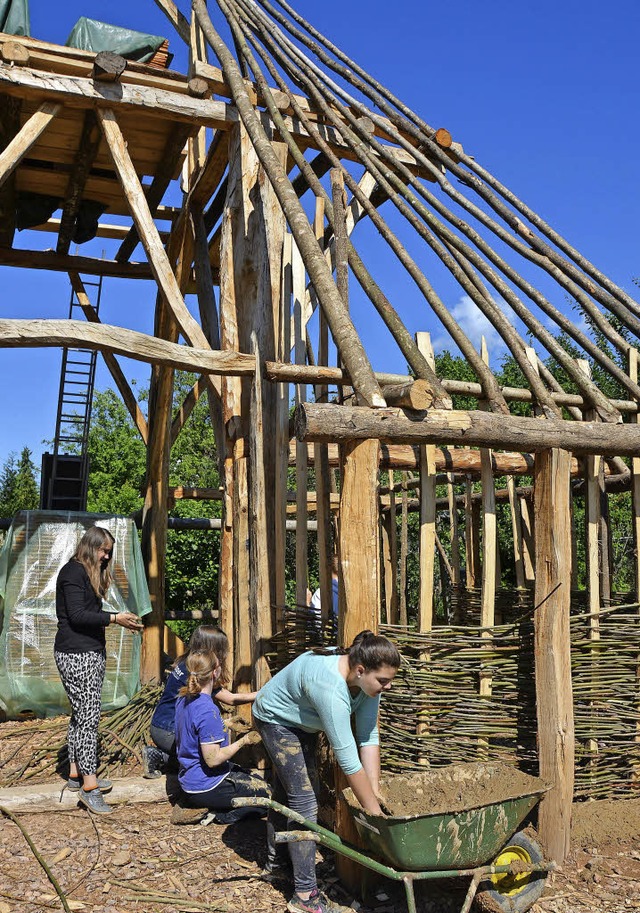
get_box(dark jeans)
[182,766,271,824]
[150,724,175,755]
[255,719,319,895]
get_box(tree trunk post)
[534,447,574,863]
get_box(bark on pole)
[295,402,640,456]
[335,436,380,894]
[534,448,574,863]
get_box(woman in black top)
[54,525,143,815]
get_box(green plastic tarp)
[0,0,29,36]
[0,511,152,719]
[65,17,165,64]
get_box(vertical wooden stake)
[293,239,309,610]
[447,471,462,587]
[416,332,437,633]
[313,198,334,626]
[399,473,409,626]
[534,447,574,863]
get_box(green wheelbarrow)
[233,762,554,913]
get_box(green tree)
[0,447,39,517]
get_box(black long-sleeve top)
[54,559,112,654]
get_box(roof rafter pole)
[0,100,60,191]
[295,401,640,458]
[226,0,450,409]
[266,1,636,368]
[231,0,506,413]
[193,0,385,408]
[57,111,102,256]
[241,3,629,420]
[68,271,149,444]
[261,0,640,330]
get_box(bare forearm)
[345,766,382,816]
[215,688,257,706]
[359,745,381,796]
[201,732,260,767]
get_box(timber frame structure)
[1,0,640,866]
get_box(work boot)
[170,803,208,825]
[78,787,113,815]
[142,745,166,779]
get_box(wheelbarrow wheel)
[474,830,547,913]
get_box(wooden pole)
[630,349,640,602]
[295,401,640,456]
[534,447,574,863]
[399,472,409,626]
[313,197,334,624]
[275,234,292,622]
[416,332,437,632]
[293,237,309,611]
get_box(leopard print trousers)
[54,650,106,776]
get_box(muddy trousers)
[54,649,106,776]
[255,720,319,895]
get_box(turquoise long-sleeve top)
[253,651,379,775]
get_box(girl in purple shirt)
[174,651,269,824]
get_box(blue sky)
[1,0,640,473]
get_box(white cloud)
[432,293,519,361]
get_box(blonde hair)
[178,651,219,698]
[175,626,230,687]
[74,526,115,598]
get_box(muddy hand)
[242,730,262,747]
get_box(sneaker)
[287,890,350,913]
[67,776,112,793]
[142,745,165,779]
[78,787,113,815]
[170,803,208,825]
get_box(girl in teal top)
[253,630,401,913]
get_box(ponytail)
[178,651,219,698]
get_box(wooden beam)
[170,375,207,448]
[0,63,235,129]
[296,401,640,457]
[0,318,254,375]
[68,272,148,444]
[0,100,60,192]
[32,217,169,243]
[0,247,153,278]
[115,123,194,263]
[266,363,639,414]
[534,448,574,863]
[152,0,191,45]
[0,93,20,247]
[57,111,102,255]
[98,108,212,354]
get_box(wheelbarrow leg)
[459,872,481,913]
[402,875,417,913]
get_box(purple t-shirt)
[175,692,230,793]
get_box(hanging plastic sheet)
[65,17,165,64]
[0,511,151,719]
[0,0,30,37]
